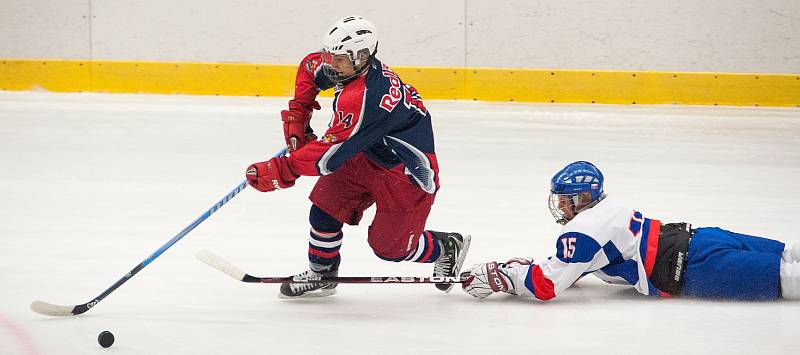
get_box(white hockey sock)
[780,261,800,300]
[782,243,800,263]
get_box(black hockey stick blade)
[196,250,468,284]
[30,262,147,316]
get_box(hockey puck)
[98,330,114,348]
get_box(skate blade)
[438,234,472,294]
[277,288,337,300]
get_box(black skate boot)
[279,265,338,299]
[431,232,471,293]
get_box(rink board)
[1,58,799,107]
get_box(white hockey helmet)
[321,16,378,84]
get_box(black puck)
[98,330,114,348]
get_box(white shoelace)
[290,270,325,293]
[434,255,453,276]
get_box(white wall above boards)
[0,0,91,59]
[465,0,800,73]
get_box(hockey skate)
[279,268,338,299]
[432,232,472,293]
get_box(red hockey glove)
[245,156,299,192]
[281,101,321,151]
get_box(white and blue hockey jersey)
[505,197,669,300]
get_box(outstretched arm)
[462,233,611,301]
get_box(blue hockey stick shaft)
[31,147,288,316]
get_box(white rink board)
[1,92,799,354]
[465,0,800,72]
[0,0,91,59]
[2,1,799,72]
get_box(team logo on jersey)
[403,84,427,114]
[322,134,337,143]
[379,64,427,114]
[305,59,318,73]
[380,65,403,112]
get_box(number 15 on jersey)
[560,237,576,259]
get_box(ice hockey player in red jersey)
[461,161,800,302]
[245,16,470,298]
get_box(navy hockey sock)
[307,204,344,272]
[308,228,342,272]
[404,231,442,263]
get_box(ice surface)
[1,91,799,354]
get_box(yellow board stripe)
[1,58,798,107]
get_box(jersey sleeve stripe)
[316,143,342,175]
[524,265,556,301]
[385,136,436,193]
[642,218,662,277]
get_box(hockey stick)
[30,148,288,317]
[197,250,467,284]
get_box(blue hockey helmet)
[548,161,606,224]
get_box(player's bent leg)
[366,211,471,293]
[279,205,343,299]
[366,170,471,292]
[370,230,471,293]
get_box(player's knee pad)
[309,204,343,233]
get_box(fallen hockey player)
[461,161,800,302]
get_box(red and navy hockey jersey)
[285,53,439,193]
